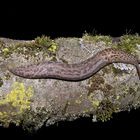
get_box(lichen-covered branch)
[0,34,140,131]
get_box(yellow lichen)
[47,42,58,53]
[88,93,100,108]
[2,48,10,56]
[116,95,120,100]
[0,82,33,127]
[75,99,82,104]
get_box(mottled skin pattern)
[8,48,140,81]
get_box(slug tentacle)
[8,48,140,81]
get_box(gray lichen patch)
[55,37,89,63]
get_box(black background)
[0,109,140,138]
[0,1,140,139]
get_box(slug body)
[8,48,140,81]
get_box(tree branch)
[0,35,140,131]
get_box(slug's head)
[100,48,139,65]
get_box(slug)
[8,48,140,81]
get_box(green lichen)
[0,82,33,127]
[47,41,58,53]
[35,35,59,54]
[21,107,50,132]
[82,34,140,54]
[82,33,112,44]
[117,83,140,110]
[88,94,100,108]
[112,66,125,75]
[0,35,59,62]
[12,42,40,56]
[35,35,52,47]
[1,42,37,58]
[96,99,119,122]
[112,34,140,54]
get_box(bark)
[0,35,140,131]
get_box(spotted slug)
[8,48,140,81]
